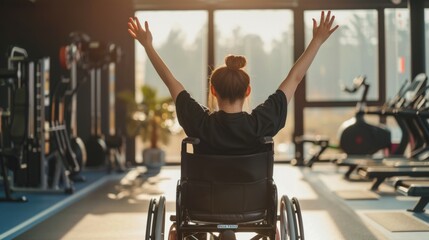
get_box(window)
[385,8,411,99]
[135,11,208,163]
[305,10,379,102]
[214,10,295,159]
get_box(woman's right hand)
[312,11,339,45]
[128,17,153,48]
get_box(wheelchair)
[145,137,304,240]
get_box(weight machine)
[0,47,73,203]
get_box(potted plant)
[119,85,180,175]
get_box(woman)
[128,11,338,154]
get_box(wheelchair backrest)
[180,137,275,223]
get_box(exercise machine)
[394,178,429,213]
[337,73,429,179]
[0,48,28,201]
[1,47,73,201]
[294,76,391,167]
[59,41,87,176]
[338,76,391,155]
[83,41,109,167]
[104,43,125,172]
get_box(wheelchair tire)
[280,195,298,240]
[292,197,304,240]
[146,198,157,240]
[152,196,166,240]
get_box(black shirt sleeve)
[175,90,209,137]
[250,90,288,137]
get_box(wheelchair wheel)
[152,196,166,240]
[280,195,298,240]
[146,198,156,240]
[146,196,166,240]
[292,197,304,240]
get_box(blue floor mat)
[0,169,119,240]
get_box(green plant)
[118,85,179,149]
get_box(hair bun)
[225,55,246,70]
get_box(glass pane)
[214,10,295,160]
[135,11,208,163]
[385,8,411,100]
[305,10,379,101]
[135,11,208,103]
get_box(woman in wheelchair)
[128,11,338,240]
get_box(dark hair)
[210,55,250,103]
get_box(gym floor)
[1,164,429,240]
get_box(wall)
[0,0,136,164]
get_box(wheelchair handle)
[260,136,274,144]
[182,137,200,145]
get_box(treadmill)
[336,73,429,179]
[356,75,429,191]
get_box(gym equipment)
[68,39,109,167]
[51,78,84,182]
[85,66,108,167]
[338,76,391,155]
[146,137,304,240]
[81,40,124,168]
[356,78,429,191]
[1,46,29,172]
[59,42,87,176]
[0,63,28,201]
[294,76,392,167]
[357,166,429,191]
[394,178,429,213]
[337,73,429,179]
[292,136,331,167]
[104,44,125,172]
[1,47,73,200]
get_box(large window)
[214,10,295,159]
[133,6,428,163]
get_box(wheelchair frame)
[145,137,304,240]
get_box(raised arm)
[278,11,339,103]
[128,17,184,102]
